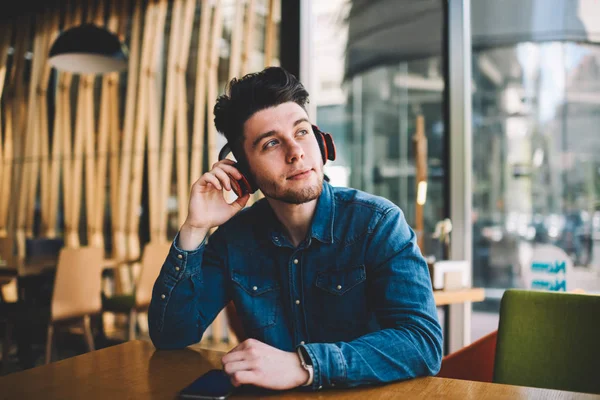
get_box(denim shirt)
[148,182,442,390]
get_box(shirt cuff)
[300,343,347,390]
[168,231,207,276]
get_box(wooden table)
[434,288,485,355]
[434,287,485,306]
[0,340,594,399]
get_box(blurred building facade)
[312,0,600,313]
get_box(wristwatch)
[296,346,314,387]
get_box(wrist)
[178,223,209,251]
[296,347,314,387]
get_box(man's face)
[242,102,324,204]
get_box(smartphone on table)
[178,369,235,399]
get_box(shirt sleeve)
[148,227,231,349]
[299,207,443,389]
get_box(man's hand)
[179,159,250,250]
[221,339,309,390]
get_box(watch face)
[298,346,312,366]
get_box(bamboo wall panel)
[0,0,282,343]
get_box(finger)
[216,158,236,166]
[199,173,221,191]
[222,360,254,375]
[218,163,244,180]
[232,193,250,210]
[222,348,248,364]
[230,370,259,388]
[211,167,233,191]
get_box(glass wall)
[472,42,600,295]
[314,0,447,257]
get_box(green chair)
[102,241,171,340]
[494,289,600,394]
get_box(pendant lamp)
[49,23,128,74]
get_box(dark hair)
[213,67,310,158]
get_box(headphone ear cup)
[218,142,258,197]
[323,132,336,161]
[229,173,253,198]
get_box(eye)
[263,139,278,149]
[297,129,309,136]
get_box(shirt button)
[253,286,258,291]
[293,259,299,264]
[175,267,180,272]
[300,341,305,345]
[161,294,166,299]
[337,285,342,290]
[177,254,183,259]
[295,299,300,305]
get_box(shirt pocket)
[231,269,280,332]
[312,265,369,330]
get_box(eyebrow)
[251,118,311,149]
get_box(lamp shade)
[49,24,128,74]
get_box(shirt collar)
[264,181,335,246]
[309,181,335,244]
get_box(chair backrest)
[437,330,497,382]
[0,237,15,267]
[494,289,600,394]
[51,247,104,322]
[135,241,171,308]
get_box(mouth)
[287,168,313,180]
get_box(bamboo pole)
[240,0,255,75]
[205,0,226,344]
[17,13,45,254]
[127,0,160,261]
[107,0,126,252]
[114,0,141,263]
[157,0,184,240]
[174,0,196,230]
[228,0,244,81]
[24,17,49,238]
[8,17,31,251]
[46,6,71,239]
[206,0,222,169]
[39,12,60,237]
[264,0,275,68]
[90,0,119,249]
[63,1,84,248]
[146,0,168,243]
[0,23,12,236]
[82,74,97,245]
[189,0,212,187]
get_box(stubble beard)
[257,169,324,204]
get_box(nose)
[285,139,304,164]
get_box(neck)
[267,198,318,248]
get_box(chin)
[264,179,323,204]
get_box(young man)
[148,67,442,390]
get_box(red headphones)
[218,124,336,197]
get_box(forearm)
[302,321,442,389]
[149,232,229,349]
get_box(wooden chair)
[102,241,171,340]
[45,246,104,364]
